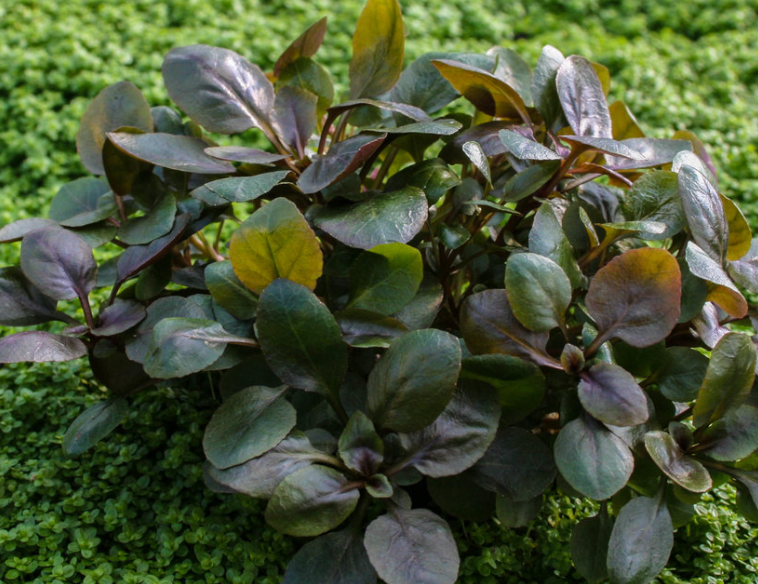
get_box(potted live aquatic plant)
[2,0,758,582]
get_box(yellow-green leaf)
[230,198,322,294]
[721,194,752,261]
[349,0,404,99]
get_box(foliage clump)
[3,0,758,582]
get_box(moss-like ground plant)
[2,0,758,582]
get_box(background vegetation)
[1,0,757,581]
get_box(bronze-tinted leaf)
[555,56,612,138]
[273,86,318,158]
[0,331,87,363]
[273,17,328,78]
[678,165,728,264]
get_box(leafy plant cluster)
[2,0,757,232]
[3,0,758,582]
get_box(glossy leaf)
[488,46,533,106]
[570,511,612,584]
[299,133,385,194]
[76,81,153,175]
[367,119,462,136]
[678,165,728,263]
[282,528,377,584]
[367,328,462,433]
[399,381,500,477]
[274,17,328,78]
[606,496,673,584]
[0,331,87,364]
[230,198,322,294]
[190,172,289,206]
[349,0,404,99]
[656,347,710,402]
[364,509,459,584]
[585,248,681,348]
[471,426,556,500]
[203,385,296,469]
[312,186,428,250]
[338,410,384,475]
[328,98,430,123]
[256,278,348,397]
[274,86,318,158]
[531,45,566,132]
[62,398,129,456]
[505,252,571,332]
[554,415,634,500]
[622,171,684,240]
[0,267,61,326]
[504,160,561,203]
[644,431,712,492]
[459,289,553,368]
[462,141,491,184]
[107,132,235,174]
[559,135,644,160]
[265,465,360,537]
[0,218,57,243]
[143,317,245,378]
[699,394,758,461]
[578,362,649,427]
[162,44,275,135]
[685,242,747,318]
[384,158,461,205]
[335,309,408,348]
[278,57,335,116]
[20,226,97,301]
[49,177,116,227]
[204,146,288,165]
[606,138,692,170]
[499,130,561,161]
[347,243,422,315]
[205,260,258,320]
[91,299,146,336]
[693,332,756,428]
[556,55,612,138]
[432,59,529,122]
[528,202,583,288]
[118,192,176,245]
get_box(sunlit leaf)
[274,17,328,78]
[299,133,385,194]
[556,56,612,138]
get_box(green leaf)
[274,86,318,158]
[107,132,235,174]
[488,46,533,106]
[162,44,275,135]
[347,243,422,315]
[349,0,404,99]
[471,426,556,500]
[384,158,461,205]
[338,411,384,475]
[644,431,712,492]
[0,331,87,364]
[556,55,611,138]
[49,177,116,228]
[371,119,462,136]
[462,141,491,184]
[364,509,459,584]
[578,362,649,427]
[622,171,684,240]
[499,130,562,161]
[554,415,634,500]
[427,471,496,521]
[282,528,378,584]
[256,278,348,397]
[432,59,529,122]
[328,98,431,123]
[265,465,360,537]
[606,496,674,584]
[656,347,709,402]
[204,146,288,165]
[62,398,129,456]
[205,260,258,320]
[459,289,553,368]
[559,135,645,160]
[678,165,728,264]
[118,192,176,245]
[367,329,462,433]
[531,45,566,132]
[460,354,545,425]
[528,202,583,288]
[335,309,408,348]
[203,385,296,469]
[312,186,428,250]
[505,252,571,332]
[693,332,756,428]
[274,17,328,78]
[278,57,335,116]
[190,172,289,206]
[606,138,692,170]
[0,218,57,243]
[699,394,758,461]
[76,81,153,175]
[0,267,61,326]
[399,381,500,477]
[495,494,543,528]
[394,277,443,330]
[298,133,385,194]
[585,248,681,348]
[570,511,612,583]
[20,226,97,301]
[205,431,323,498]
[229,198,322,295]
[504,160,561,203]
[143,317,246,378]
[685,242,747,318]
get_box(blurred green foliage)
[2,0,758,581]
